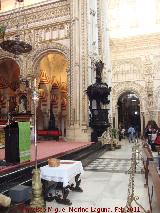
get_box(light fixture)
[0,0,32,55]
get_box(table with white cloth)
[40,160,84,205]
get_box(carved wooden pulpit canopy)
[86,59,111,142]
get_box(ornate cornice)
[110,33,160,51]
[112,57,142,74]
[0,1,70,48]
[0,1,70,28]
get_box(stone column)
[158,111,160,127]
[67,0,91,141]
[97,0,112,116]
[144,111,150,127]
[115,105,119,129]
[66,0,80,140]
[88,0,98,85]
[152,110,158,124]
[140,111,144,137]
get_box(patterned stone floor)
[84,157,143,173]
[46,139,150,212]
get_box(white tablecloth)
[40,160,84,187]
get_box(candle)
[34,78,36,87]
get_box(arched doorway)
[37,51,68,137]
[0,58,20,114]
[118,92,141,135]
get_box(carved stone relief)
[112,81,147,114]
[31,41,70,73]
[81,0,89,125]
[154,86,160,110]
[0,1,72,127]
[0,1,70,29]
[0,51,23,75]
[112,58,142,82]
[111,31,160,125]
[0,0,70,51]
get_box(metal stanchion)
[123,142,150,213]
[30,79,45,208]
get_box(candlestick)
[30,81,45,208]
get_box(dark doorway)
[118,92,141,135]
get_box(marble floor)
[46,139,150,213]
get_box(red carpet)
[0,140,92,174]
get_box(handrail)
[148,161,160,212]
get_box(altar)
[11,113,32,122]
[40,160,84,205]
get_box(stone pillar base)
[66,126,92,142]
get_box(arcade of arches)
[0,59,20,114]
[0,52,68,138]
[37,52,68,137]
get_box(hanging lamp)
[0,0,32,55]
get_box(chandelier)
[0,0,32,55]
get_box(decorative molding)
[69,0,75,126]
[112,58,143,83]
[110,30,160,123]
[0,1,70,51]
[110,33,160,51]
[31,41,70,75]
[0,50,23,75]
[154,85,160,110]
[0,1,70,29]
[81,0,89,125]
[112,81,147,113]
[97,0,103,57]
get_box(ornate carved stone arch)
[31,42,70,76]
[0,50,22,73]
[112,82,147,113]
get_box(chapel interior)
[0,0,160,212]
